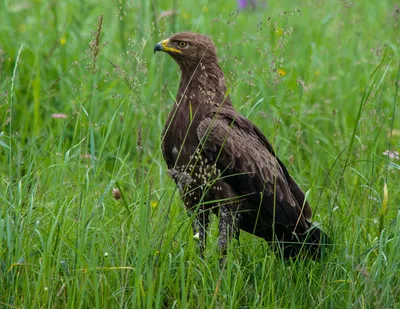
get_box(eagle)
[154,32,329,260]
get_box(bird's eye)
[178,41,187,48]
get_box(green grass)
[1,0,400,307]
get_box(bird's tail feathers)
[278,224,330,261]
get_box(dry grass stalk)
[90,14,104,74]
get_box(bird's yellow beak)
[154,39,181,54]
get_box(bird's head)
[154,32,218,72]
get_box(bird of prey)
[154,32,329,260]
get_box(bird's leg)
[218,206,240,266]
[192,206,210,257]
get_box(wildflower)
[277,68,286,76]
[383,150,399,160]
[51,113,67,119]
[151,200,158,208]
[181,11,190,20]
[274,27,283,37]
[238,0,258,9]
[19,24,27,33]
[60,37,67,45]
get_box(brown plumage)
[154,32,329,260]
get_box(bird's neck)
[162,62,232,156]
[176,63,231,108]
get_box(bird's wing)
[251,124,313,221]
[197,108,311,226]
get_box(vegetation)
[1,0,399,307]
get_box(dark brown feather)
[156,32,329,260]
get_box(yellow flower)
[151,200,158,209]
[277,68,286,76]
[315,71,320,76]
[275,27,283,37]
[203,6,209,13]
[19,24,26,33]
[182,11,190,20]
[60,37,67,45]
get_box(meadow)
[1,0,399,307]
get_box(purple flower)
[238,0,248,9]
[238,0,261,9]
